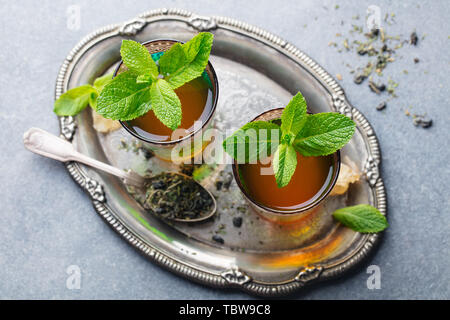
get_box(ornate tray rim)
[55,8,387,297]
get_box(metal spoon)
[23,127,216,222]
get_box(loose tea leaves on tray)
[142,172,214,220]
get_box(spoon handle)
[23,127,145,187]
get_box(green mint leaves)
[165,32,214,89]
[281,93,307,138]
[93,73,115,91]
[53,73,113,116]
[54,33,214,130]
[222,121,281,163]
[96,33,213,128]
[120,40,158,80]
[293,113,356,156]
[273,143,297,188]
[333,204,388,233]
[150,79,182,130]
[159,43,187,76]
[53,85,96,116]
[96,72,152,121]
[223,91,356,188]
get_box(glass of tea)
[232,108,341,223]
[118,39,219,161]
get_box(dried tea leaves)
[142,172,214,220]
[330,12,433,126]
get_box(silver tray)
[56,8,387,297]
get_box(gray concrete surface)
[0,0,449,299]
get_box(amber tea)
[238,152,336,212]
[119,40,215,143]
[127,76,214,142]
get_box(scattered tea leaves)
[376,101,387,111]
[215,171,233,191]
[410,32,418,45]
[368,80,386,94]
[329,11,431,127]
[412,114,433,128]
[387,78,399,97]
[212,234,224,244]
[353,73,367,84]
[232,217,243,228]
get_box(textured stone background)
[0,0,448,299]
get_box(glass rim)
[117,38,219,146]
[231,107,341,216]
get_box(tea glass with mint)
[53,32,218,163]
[118,39,218,161]
[232,108,341,223]
[223,93,355,223]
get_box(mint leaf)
[150,79,182,130]
[54,85,96,116]
[182,32,213,61]
[166,32,213,89]
[222,121,281,163]
[333,204,388,233]
[273,143,297,188]
[281,92,308,137]
[93,73,113,91]
[159,43,187,76]
[293,113,355,156]
[136,73,153,84]
[120,40,158,79]
[88,91,99,110]
[96,71,151,120]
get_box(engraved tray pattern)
[55,8,386,297]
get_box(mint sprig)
[223,91,356,188]
[96,33,213,128]
[53,73,113,116]
[53,33,214,130]
[333,204,388,233]
[222,121,281,163]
